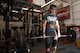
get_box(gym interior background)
[0,0,80,53]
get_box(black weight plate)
[68,30,76,42]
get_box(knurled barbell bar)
[16,35,56,50]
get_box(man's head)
[49,4,57,15]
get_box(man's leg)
[45,31,56,53]
[52,45,57,53]
[52,40,57,53]
[46,47,50,53]
[45,38,51,53]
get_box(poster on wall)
[29,0,33,3]
[57,6,70,21]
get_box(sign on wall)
[29,0,33,3]
[57,6,70,21]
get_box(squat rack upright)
[1,0,43,53]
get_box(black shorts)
[45,31,57,48]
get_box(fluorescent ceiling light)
[33,9,41,12]
[41,0,55,8]
[22,8,41,12]
[12,10,18,13]
[22,8,28,10]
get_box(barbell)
[15,34,55,51]
[10,33,68,53]
[26,36,54,39]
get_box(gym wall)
[72,0,80,25]
[64,0,80,25]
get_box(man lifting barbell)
[42,4,61,53]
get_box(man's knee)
[53,45,57,50]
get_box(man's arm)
[42,20,47,36]
[55,20,61,38]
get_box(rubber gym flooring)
[25,40,80,53]
[27,40,80,53]
[0,39,80,53]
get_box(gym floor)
[29,40,80,53]
[20,39,80,53]
[0,39,80,53]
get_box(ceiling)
[62,0,78,2]
[44,0,78,6]
[6,0,78,11]
[41,0,78,12]
[12,0,78,10]
[41,0,79,8]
